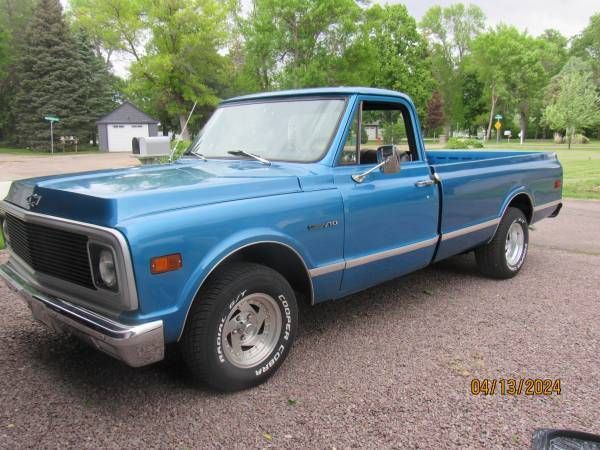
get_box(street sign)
[494,120,502,130]
[44,115,59,154]
[494,114,503,120]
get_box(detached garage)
[97,102,159,152]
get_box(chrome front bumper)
[0,262,164,367]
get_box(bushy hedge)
[444,138,484,149]
[572,134,589,144]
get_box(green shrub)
[572,134,589,144]
[444,137,484,149]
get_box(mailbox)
[132,136,171,156]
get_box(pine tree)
[73,31,117,145]
[13,0,90,148]
[0,0,37,142]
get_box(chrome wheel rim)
[221,293,282,368]
[505,222,525,268]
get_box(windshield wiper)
[228,150,271,166]
[189,150,207,160]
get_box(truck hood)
[3,159,318,227]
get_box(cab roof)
[221,87,414,105]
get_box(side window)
[337,100,419,165]
[339,106,360,165]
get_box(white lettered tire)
[181,262,298,391]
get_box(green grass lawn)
[0,229,4,249]
[428,139,600,200]
[483,140,600,200]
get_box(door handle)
[415,179,435,187]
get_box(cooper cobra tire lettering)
[181,262,298,391]
[217,289,248,364]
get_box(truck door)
[334,97,440,295]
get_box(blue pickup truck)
[0,88,562,391]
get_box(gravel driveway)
[0,200,599,448]
[0,153,139,182]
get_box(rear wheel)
[181,262,298,391]
[475,207,529,279]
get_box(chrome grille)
[5,213,95,289]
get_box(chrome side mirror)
[377,145,401,175]
[351,145,402,183]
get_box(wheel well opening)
[212,243,313,305]
[508,194,533,223]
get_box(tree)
[420,3,485,63]
[420,3,485,134]
[13,0,95,148]
[505,34,549,144]
[125,0,232,139]
[68,0,146,65]
[539,29,568,76]
[0,0,37,141]
[461,70,486,135]
[73,31,118,144]
[239,0,363,91]
[425,91,445,135]
[543,58,600,148]
[71,0,234,139]
[359,4,434,117]
[571,13,600,85]
[469,26,522,140]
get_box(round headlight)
[1,219,9,246]
[98,249,117,288]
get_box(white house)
[96,102,159,152]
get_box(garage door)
[107,124,149,152]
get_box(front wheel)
[181,262,298,391]
[475,207,529,279]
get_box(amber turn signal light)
[150,253,183,274]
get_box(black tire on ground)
[475,207,529,279]
[180,262,298,392]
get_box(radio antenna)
[169,101,197,163]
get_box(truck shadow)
[20,253,481,405]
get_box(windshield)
[187,98,346,162]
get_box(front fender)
[116,189,344,342]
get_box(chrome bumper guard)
[0,262,164,367]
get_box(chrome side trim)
[346,237,439,269]
[0,262,163,367]
[533,199,562,212]
[309,237,439,277]
[178,240,315,340]
[0,200,139,311]
[308,261,345,277]
[441,218,500,241]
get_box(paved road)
[0,200,599,448]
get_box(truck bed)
[425,149,563,261]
